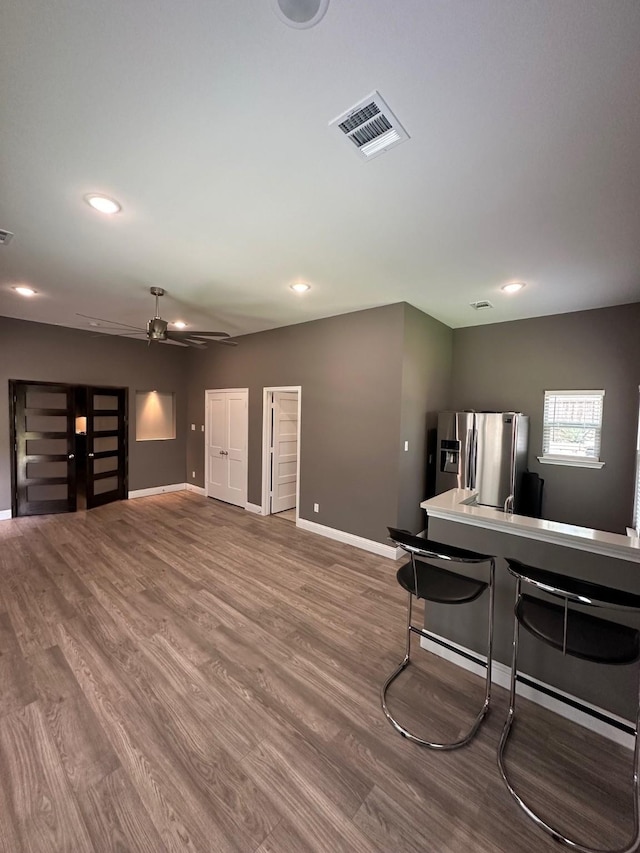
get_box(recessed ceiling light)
[290,282,311,293]
[501,281,526,294]
[172,321,187,329]
[85,194,122,215]
[13,285,37,297]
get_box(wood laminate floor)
[0,492,634,852]
[271,509,296,523]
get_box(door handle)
[88,452,94,458]
[220,450,228,456]
[68,453,75,460]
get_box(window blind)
[542,390,604,461]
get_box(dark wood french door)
[86,386,127,509]
[10,380,128,517]
[11,382,77,516]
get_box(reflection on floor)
[273,508,296,522]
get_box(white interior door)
[271,391,298,514]
[205,389,248,507]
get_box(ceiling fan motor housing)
[147,317,168,340]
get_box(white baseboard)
[296,517,402,560]
[0,509,12,521]
[128,483,186,499]
[420,633,634,750]
[245,502,264,515]
[186,484,206,496]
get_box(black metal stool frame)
[381,528,496,750]
[499,560,640,853]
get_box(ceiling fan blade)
[76,313,144,331]
[165,331,238,347]
[167,335,212,349]
[95,330,147,337]
[168,330,230,338]
[158,338,190,347]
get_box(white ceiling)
[1,0,639,338]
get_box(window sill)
[537,456,605,470]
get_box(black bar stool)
[499,559,640,853]
[382,527,496,750]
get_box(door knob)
[88,452,94,458]
[68,453,75,460]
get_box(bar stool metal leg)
[498,578,640,853]
[380,557,495,750]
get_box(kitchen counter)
[421,488,640,563]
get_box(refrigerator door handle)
[473,430,478,490]
[467,428,477,490]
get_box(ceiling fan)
[78,287,238,347]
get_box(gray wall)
[397,304,453,532]
[187,304,408,543]
[451,303,640,533]
[0,316,188,510]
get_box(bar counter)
[421,488,640,564]
[417,489,640,736]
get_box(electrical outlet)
[191,423,195,430]
[404,440,409,451]
[201,425,204,432]
[313,502,319,513]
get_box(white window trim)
[539,389,605,469]
[537,456,605,469]
[632,387,640,536]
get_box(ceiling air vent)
[0,230,14,246]
[470,300,494,311]
[329,91,409,160]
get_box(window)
[538,390,605,469]
[135,390,176,441]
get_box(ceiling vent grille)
[470,300,494,311]
[0,230,14,246]
[330,91,409,160]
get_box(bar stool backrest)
[387,527,492,565]
[506,559,640,612]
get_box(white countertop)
[421,489,640,563]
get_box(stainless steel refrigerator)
[435,411,529,510]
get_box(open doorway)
[261,386,301,522]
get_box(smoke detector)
[329,91,410,160]
[470,300,494,311]
[0,230,14,246]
